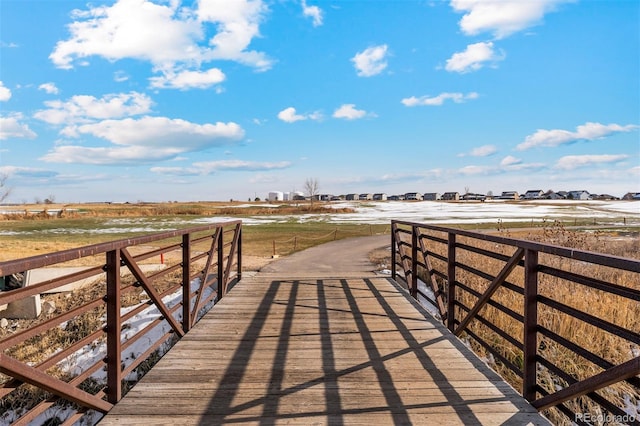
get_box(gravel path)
[258,235,390,276]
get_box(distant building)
[359,193,373,201]
[441,192,460,201]
[461,193,486,201]
[523,190,544,199]
[268,191,284,202]
[567,190,590,200]
[345,194,359,201]
[404,192,423,201]
[622,192,640,200]
[498,191,519,200]
[423,193,441,201]
[373,193,387,201]
[544,191,565,200]
[388,195,405,201]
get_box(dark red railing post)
[182,233,192,332]
[523,248,539,402]
[105,249,122,404]
[446,233,456,332]
[411,225,418,299]
[391,222,397,281]
[237,225,242,281]
[217,228,224,300]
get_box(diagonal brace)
[0,353,113,413]
[121,248,185,338]
[532,356,640,411]
[454,247,525,336]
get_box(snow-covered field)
[1,200,638,237]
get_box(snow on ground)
[0,201,638,237]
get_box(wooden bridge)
[100,272,547,424]
[1,222,638,425]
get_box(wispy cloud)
[517,122,639,150]
[445,42,504,73]
[333,104,372,120]
[555,154,629,170]
[352,45,389,77]
[301,0,323,27]
[34,92,153,125]
[450,0,571,39]
[149,68,225,90]
[0,113,37,140]
[38,82,60,95]
[41,117,244,164]
[277,107,322,123]
[458,144,497,157]
[0,81,11,101]
[151,159,291,176]
[402,92,478,107]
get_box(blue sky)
[0,0,638,203]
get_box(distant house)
[404,192,423,201]
[318,194,333,201]
[373,193,387,201]
[388,195,405,201]
[441,192,460,201]
[622,192,640,200]
[331,195,344,201]
[544,191,565,200]
[345,194,359,201]
[423,193,441,201]
[567,190,590,200]
[498,191,519,200]
[593,194,619,200]
[523,190,544,199]
[461,193,486,201]
[359,193,373,201]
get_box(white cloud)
[34,92,153,125]
[402,92,479,107]
[0,113,37,140]
[516,122,639,150]
[0,81,11,101]
[301,0,323,27]
[445,42,504,73]
[450,0,569,39]
[351,45,389,77]
[149,67,225,89]
[114,71,130,82]
[459,165,492,175]
[50,0,202,69]
[277,107,321,123]
[555,154,630,170]
[500,155,521,166]
[38,82,60,94]
[469,145,497,157]
[333,104,368,120]
[50,0,271,85]
[151,159,291,176]
[197,0,271,70]
[41,116,244,164]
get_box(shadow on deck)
[100,274,549,425]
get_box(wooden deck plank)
[101,276,550,425]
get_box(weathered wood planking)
[100,276,550,425]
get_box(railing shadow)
[197,277,535,425]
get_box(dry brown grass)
[405,223,639,425]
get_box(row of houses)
[278,190,640,202]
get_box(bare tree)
[0,173,11,203]
[304,178,319,205]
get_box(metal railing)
[391,220,639,425]
[0,221,241,424]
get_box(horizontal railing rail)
[391,220,640,425]
[0,221,241,424]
